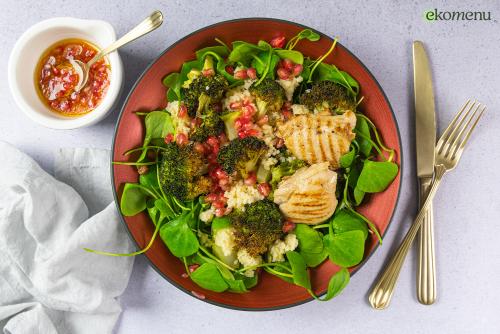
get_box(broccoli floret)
[181,56,229,118]
[159,142,212,201]
[217,137,267,178]
[230,199,284,256]
[190,105,225,142]
[249,79,286,117]
[299,80,356,113]
[270,159,307,189]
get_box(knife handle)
[417,178,437,305]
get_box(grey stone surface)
[1,1,499,333]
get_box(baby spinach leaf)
[251,52,280,79]
[120,183,149,216]
[354,116,372,157]
[139,168,160,194]
[321,268,350,301]
[274,49,304,64]
[154,198,176,222]
[323,230,365,268]
[190,263,229,292]
[301,248,328,268]
[139,111,174,161]
[331,209,368,239]
[287,29,320,49]
[356,160,398,193]
[286,251,311,289]
[295,224,324,254]
[243,274,258,289]
[340,147,356,168]
[160,213,199,257]
[162,72,181,101]
[195,45,229,61]
[353,187,365,206]
[216,59,242,85]
[228,41,266,66]
[211,216,231,232]
[313,63,359,97]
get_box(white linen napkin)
[0,142,134,334]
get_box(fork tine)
[436,100,472,153]
[451,105,486,160]
[447,102,482,157]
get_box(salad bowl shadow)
[111,18,402,310]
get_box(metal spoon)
[72,10,163,92]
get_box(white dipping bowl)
[8,17,124,129]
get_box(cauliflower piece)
[166,101,190,135]
[213,227,237,257]
[199,207,215,223]
[224,181,264,211]
[237,248,262,277]
[277,76,303,101]
[291,104,310,115]
[269,233,299,262]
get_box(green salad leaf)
[286,251,311,289]
[190,263,229,292]
[120,183,150,216]
[323,230,365,268]
[356,160,399,193]
[160,213,199,257]
[330,209,368,239]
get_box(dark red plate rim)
[110,17,403,311]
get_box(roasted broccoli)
[217,136,267,178]
[181,56,229,118]
[159,142,212,201]
[220,110,241,140]
[270,159,307,189]
[190,106,225,142]
[299,80,356,113]
[249,79,286,117]
[230,199,284,256]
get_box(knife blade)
[413,40,437,305]
[413,41,436,177]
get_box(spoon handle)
[88,10,163,67]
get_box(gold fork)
[369,100,486,309]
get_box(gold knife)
[413,41,437,305]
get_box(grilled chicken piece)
[273,162,338,225]
[277,111,356,168]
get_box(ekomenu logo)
[424,8,492,21]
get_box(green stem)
[355,131,385,160]
[124,146,168,156]
[308,38,338,82]
[84,220,161,256]
[264,266,294,278]
[112,161,158,166]
[198,245,236,272]
[356,113,395,162]
[255,47,273,86]
[214,37,231,53]
[313,224,329,230]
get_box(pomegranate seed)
[213,200,226,209]
[194,143,206,154]
[282,110,293,120]
[277,67,290,80]
[215,208,225,217]
[257,183,271,197]
[238,131,247,139]
[218,194,228,203]
[229,101,241,110]
[164,133,174,143]
[245,129,260,137]
[270,35,286,48]
[207,136,219,147]
[191,117,202,127]
[282,59,294,71]
[191,291,206,299]
[244,172,257,186]
[137,165,148,175]
[247,67,257,79]
[292,64,303,76]
[189,264,200,272]
[205,193,218,202]
[282,220,296,233]
[243,104,256,116]
[234,119,242,130]
[203,143,212,152]
[275,138,285,148]
[202,68,215,77]
[212,143,220,155]
[242,98,252,106]
[176,133,188,146]
[217,133,228,144]
[284,101,292,109]
[225,65,234,74]
[234,70,248,80]
[181,273,189,278]
[178,104,187,118]
[256,115,269,126]
[215,168,228,179]
[207,153,217,164]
